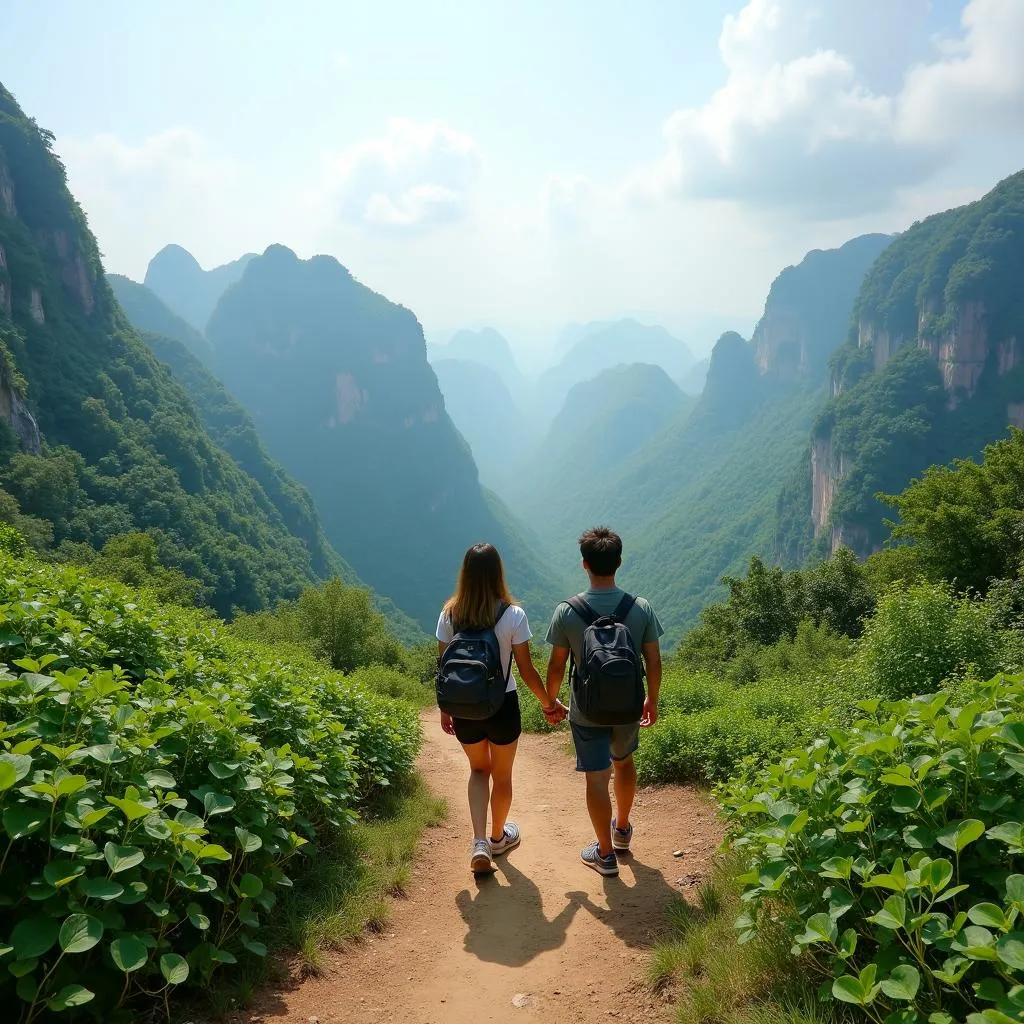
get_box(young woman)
[437,543,565,874]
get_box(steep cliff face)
[205,245,564,626]
[144,244,254,334]
[811,170,1024,552]
[752,234,891,382]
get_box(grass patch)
[648,858,837,1024]
[282,774,447,971]
[200,774,446,1016]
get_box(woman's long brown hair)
[443,543,515,629]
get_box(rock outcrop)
[0,363,39,453]
[810,169,1024,551]
[754,234,891,383]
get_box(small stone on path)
[672,850,684,857]
[512,993,533,1008]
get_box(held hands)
[543,699,568,726]
[640,696,658,728]
[440,711,455,736]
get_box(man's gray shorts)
[570,722,640,773]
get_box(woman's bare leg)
[461,740,491,841]
[487,739,518,842]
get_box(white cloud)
[57,130,244,275]
[634,0,1024,217]
[326,119,482,232]
[899,0,1024,142]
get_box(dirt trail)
[248,710,721,1024]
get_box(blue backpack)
[436,603,511,720]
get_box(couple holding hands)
[436,527,662,878]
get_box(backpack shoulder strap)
[611,592,637,622]
[494,602,513,683]
[566,595,599,626]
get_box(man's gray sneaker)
[489,821,521,856]
[471,839,496,874]
[611,817,633,853]
[580,840,618,876]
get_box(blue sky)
[2,1,1022,362]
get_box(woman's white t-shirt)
[435,603,532,693]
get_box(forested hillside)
[0,84,339,615]
[204,244,566,627]
[514,235,891,637]
[109,274,424,642]
[512,362,691,525]
[808,172,1024,556]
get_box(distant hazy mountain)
[678,357,710,395]
[108,273,212,363]
[205,245,566,626]
[431,358,530,489]
[144,244,254,332]
[532,319,696,427]
[428,327,523,393]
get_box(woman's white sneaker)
[489,822,521,856]
[470,839,496,874]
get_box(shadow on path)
[575,854,682,948]
[455,856,586,966]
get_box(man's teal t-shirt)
[546,586,664,726]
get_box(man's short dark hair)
[579,526,622,577]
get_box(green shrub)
[637,706,798,785]
[230,577,407,674]
[345,664,433,708]
[0,556,420,1020]
[858,582,1005,699]
[720,676,1024,1024]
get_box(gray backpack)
[567,594,645,725]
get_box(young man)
[544,527,663,876]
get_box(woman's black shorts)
[453,689,522,746]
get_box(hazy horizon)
[3,0,1023,363]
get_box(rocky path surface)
[245,711,721,1023]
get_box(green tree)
[883,427,1024,594]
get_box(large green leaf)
[0,761,18,791]
[11,916,59,959]
[202,791,235,817]
[880,965,920,1001]
[3,805,46,840]
[160,953,189,984]
[996,932,1024,971]
[58,913,103,954]
[109,936,147,973]
[104,843,144,874]
[79,877,125,901]
[936,819,985,854]
[46,984,94,1010]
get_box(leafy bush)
[0,556,420,1020]
[680,551,874,674]
[231,578,405,674]
[720,676,1024,1024]
[858,582,1006,699]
